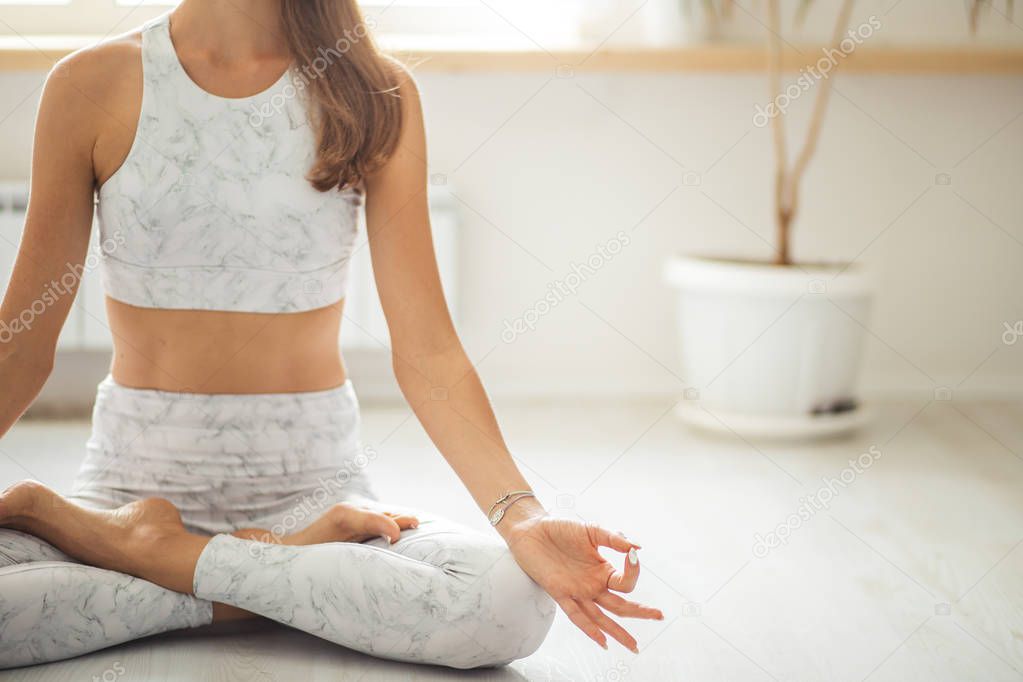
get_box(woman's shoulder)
[41,30,146,183]
[44,30,143,124]
[57,30,143,90]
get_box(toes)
[326,504,399,543]
[0,480,49,519]
[391,513,419,530]
[366,513,403,544]
[324,505,419,543]
[0,480,63,529]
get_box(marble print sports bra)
[96,13,361,313]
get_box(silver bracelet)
[487,490,535,526]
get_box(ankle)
[132,529,211,594]
[119,498,184,540]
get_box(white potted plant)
[665,0,1010,439]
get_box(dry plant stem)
[970,0,983,33]
[767,0,855,266]
[699,0,734,37]
[767,0,790,265]
[784,0,855,208]
[968,0,1016,32]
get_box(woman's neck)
[172,0,289,62]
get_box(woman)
[0,0,662,670]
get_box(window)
[0,1,587,45]
[1,0,168,35]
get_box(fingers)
[597,592,664,621]
[580,600,638,654]
[557,597,607,649]
[588,525,639,553]
[606,546,640,593]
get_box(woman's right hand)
[502,512,664,652]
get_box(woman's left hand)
[503,514,664,652]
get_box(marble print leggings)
[0,377,555,670]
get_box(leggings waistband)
[95,375,359,415]
[85,375,365,474]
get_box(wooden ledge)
[1,35,1022,73]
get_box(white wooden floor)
[1,399,1022,682]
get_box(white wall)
[2,63,1022,403]
[408,70,1023,400]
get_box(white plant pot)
[664,256,874,439]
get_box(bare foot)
[0,480,208,594]
[233,503,419,547]
[218,504,417,625]
[0,482,420,596]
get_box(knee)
[451,547,556,669]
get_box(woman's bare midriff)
[106,297,348,394]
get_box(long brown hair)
[279,0,403,192]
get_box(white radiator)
[0,182,94,351]
[0,182,459,353]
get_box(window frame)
[0,0,572,39]
[1,0,166,36]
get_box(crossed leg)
[0,481,555,670]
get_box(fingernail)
[623,537,642,549]
[619,531,641,547]
[631,645,639,654]
[600,641,608,650]
[628,548,639,565]
[380,535,392,544]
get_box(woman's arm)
[0,59,99,438]
[364,71,534,526]
[365,68,663,652]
